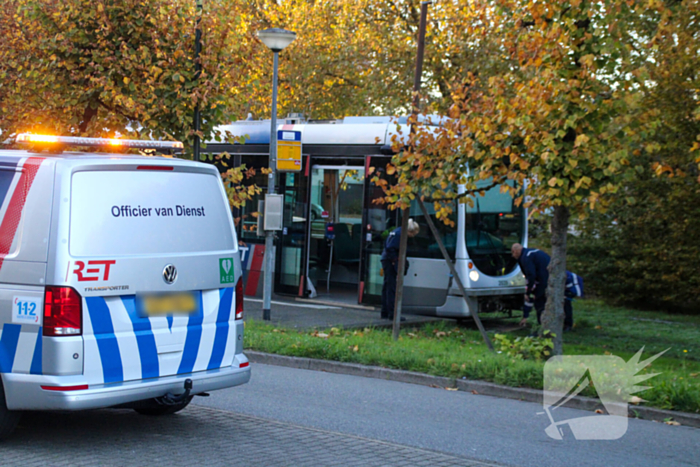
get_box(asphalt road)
[196,363,700,467]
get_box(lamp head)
[257,28,296,53]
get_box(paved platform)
[243,296,444,330]
[2,405,494,467]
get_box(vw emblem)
[163,264,177,284]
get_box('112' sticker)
[13,296,41,325]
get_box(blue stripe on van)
[207,287,233,370]
[177,291,204,375]
[0,324,21,373]
[121,296,159,380]
[85,297,124,384]
[30,327,42,375]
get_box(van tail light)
[235,276,244,320]
[43,286,82,336]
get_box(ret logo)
[541,348,666,440]
[73,260,116,282]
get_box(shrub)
[493,333,553,361]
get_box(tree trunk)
[78,99,99,134]
[540,205,569,355]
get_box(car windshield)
[465,179,524,276]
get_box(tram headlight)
[469,270,480,282]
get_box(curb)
[293,298,378,311]
[246,351,700,429]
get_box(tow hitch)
[160,379,193,406]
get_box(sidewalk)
[243,296,443,330]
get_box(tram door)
[307,166,365,301]
[359,156,395,305]
[274,171,309,295]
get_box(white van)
[0,135,250,439]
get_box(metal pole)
[392,1,431,341]
[262,51,279,321]
[417,199,494,351]
[193,0,203,162]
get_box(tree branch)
[425,179,503,202]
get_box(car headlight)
[469,270,479,282]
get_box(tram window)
[236,156,269,242]
[464,179,524,276]
[407,200,457,259]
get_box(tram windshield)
[465,179,524,276]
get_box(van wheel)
[0,381,21,440]
[133,396,193,416]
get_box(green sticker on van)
[219,258,235,284]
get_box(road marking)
[244,298,341,310]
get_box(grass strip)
[244,299,700,414]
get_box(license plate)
[139,293,196,316]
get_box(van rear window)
[70,170,235,256]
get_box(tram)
[206,115,527,317]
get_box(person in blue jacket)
[511,243,550,327]
[563,271,584,331]
[521,270,583,331]
[381,219,420,320]
[514,243,585,331]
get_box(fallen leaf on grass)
[471,390,479,395]
[352,345,359,352]
[316,332,329,339]
[595,325,603,330]
[665,420,681,426]
[595,409,604,414]
[690,373,699,378]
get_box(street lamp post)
[257,28,296,321]
[193,0,203,162]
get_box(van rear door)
[62,161,240,386]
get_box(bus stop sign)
[277,130,302,172]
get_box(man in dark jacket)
[381,219,420,320]
[511,243,550,326]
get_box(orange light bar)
[15,134,183,151]
[16,134,59,143]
